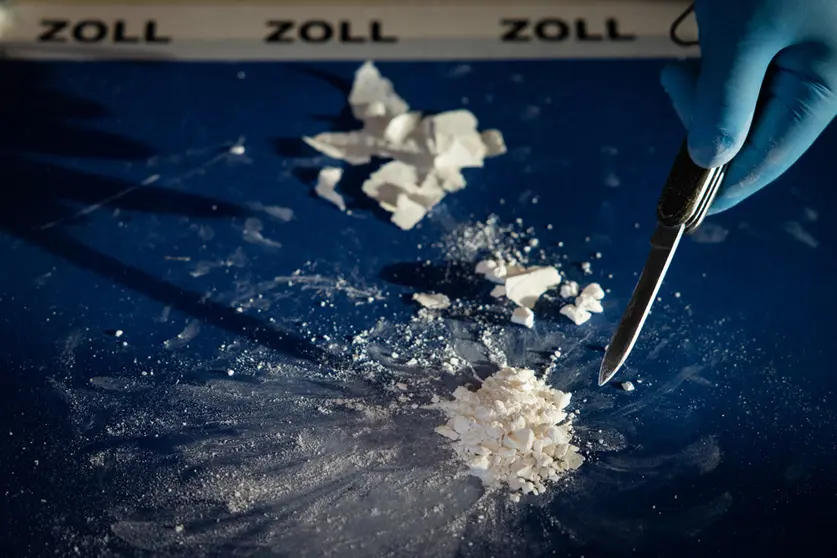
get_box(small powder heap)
[434,367,584,496]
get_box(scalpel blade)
[598,223,684,386]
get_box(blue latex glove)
[662,0,837,214]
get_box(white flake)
[302,132,376,165]
[314,167,346,211]
[435,425,459,440]
[490,285,506,298]
[580,283,605,300]
[302,61,506,230]
[348,61,409,122]
[575,293,603,314]
[504,266,561,309]
[559,281,579,298]
[475,259,507,284]
[560,304,591,326]
[481,129,507,157]
[391,195,428,231]
[511,307,534,328]
[384,111,422,145]
[412,292,452,310]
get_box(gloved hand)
[661,0,837,214]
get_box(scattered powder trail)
[42,211,744,556]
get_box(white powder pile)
[434,367,584,497]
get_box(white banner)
[0,1,700,60]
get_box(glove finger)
[708,68,837,214]
[660,60,700,128]
[689,6,782,168]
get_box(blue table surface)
[1,59,836,558]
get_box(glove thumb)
[661,60,700,129]
[687,26,779,169]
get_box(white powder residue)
[302,61,506,230]
[434,367,584,496]
[163,320,201,349]
[604,171,621,188]
[783,221,819,248]
[242,217,282,248]
[438,215,534,264]
[447,64,472,77]
[247,202,295,222]
[691,222,729,244]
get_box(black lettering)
[38,19,68,43]
[500,18,529,42]
[299,20,333,43]
[575,20,603,41]
[266,19,397,44]
[340,21,365,43]
[112,20,139,43]
[534,19,569,42]
[39,18,171,44]
[266,20,295,43]
[144,21,172,43]
[370,21,397,43]
[73,20,107,43]
[606,18,636,41]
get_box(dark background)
[0,60,834,557]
